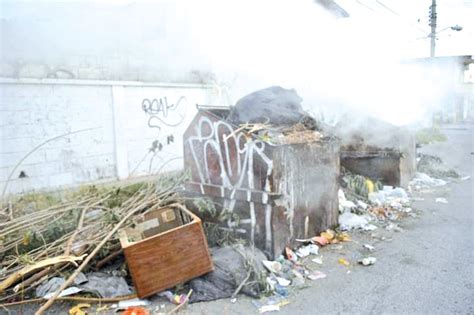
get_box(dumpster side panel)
[183,110,280,257]
[399,131,417,188]
[272,141,340,242]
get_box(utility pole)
[429,0,437,57]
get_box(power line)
[375,0,399,16]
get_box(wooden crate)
[119,205,213,298]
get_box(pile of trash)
[0,173,188,313]
[225,86,327,145]
[340,168,383,201]
[417,154,460,179]
[189,245,267,303]
[338,169,413,232]
[409,172,447,191]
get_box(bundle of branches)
[0,172,187,305]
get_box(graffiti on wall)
[186,116,274,250]
[142,96,187,131]
[133,96,188,175]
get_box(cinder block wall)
[0,79,219,196]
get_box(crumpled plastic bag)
[338,212,369,230]
[188,245,267,303]
[80,272,132,298]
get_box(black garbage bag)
[227,86,317,129]
[189,245,267,303]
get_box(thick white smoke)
[176,0,459,126]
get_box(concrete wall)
[0,1,213,84]
[0,78,220,196]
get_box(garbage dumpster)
[183,105,340,258]
[336,115,416,188]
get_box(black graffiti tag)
[142,96,187,130]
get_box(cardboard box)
[119,205,213,298]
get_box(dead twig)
[35,201,165,314]
[64,196,109,256]
[0,293,137,307]
[12,268,51,293]
[230,269,251,300]
[0,255,86,293]
[167,289,193,314]
[95,249,122,270]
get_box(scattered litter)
[36,277,65,298]
[410,172,447,189]
[259,305,281,314]
[417,154,460,179]
[362,224,378,231]
[336,232,351,242]
[189,245,267,303]
[312,257,323,265]
[43,287,83,299]
[266,277,277,290]
[274,284,289,297]
[307,244,320,255]
[296,244,319,257]
[275,277,291,287]
[253,296,290,314]
[357,200,368,210]
[339,212,369,230]
[307,271,326,280]
[285,247,298,262]
[292,269,305,280]
[80,272,132,298]
[312,236,329,246]
[296,247,310,258]
[369,186,409,205]
[73,272,88,285]
[338,258,350,266]
[68,303,90,315]
[158,291,187,305]
[321,230,335,242]
[363,244,375,251]
[117,298,150,309]
[359,257,377,266]
[339,189,357,213]
[435,197,448,204]
[262,260,283,274]
[122,307,150,315]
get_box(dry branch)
[0,255,86,292]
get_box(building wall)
[0,78,220,196]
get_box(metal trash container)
[183,106,340,258]
[336,116,416,188]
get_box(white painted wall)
[0,78,221,196]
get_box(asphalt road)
[182,124,474,315]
